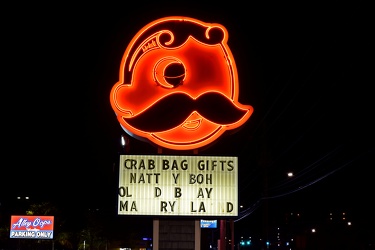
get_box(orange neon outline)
[110,16,253,150]
[153,56,185,89]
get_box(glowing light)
[110,16,253,150]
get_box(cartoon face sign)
[110,16,253,150]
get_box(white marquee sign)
[118,155,238,217]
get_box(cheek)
[151,115,223,150]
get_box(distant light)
[311,228,316,233]
[347,222,351,226]
[287,172,293,177]
[16,196,29,200]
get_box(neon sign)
[110,16,253,150]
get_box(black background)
[2,1,373,243]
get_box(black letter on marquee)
[175,187,182,198]
[227,202,233,212]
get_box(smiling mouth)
[182,118,202,130]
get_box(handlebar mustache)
[122,92,249,132]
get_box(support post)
[220,219,226,250]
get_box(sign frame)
[117,154,238,217]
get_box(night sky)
[2,1,373,242]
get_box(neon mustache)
[122,92,249,132]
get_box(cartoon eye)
[164,63,185,87]
[154,57,186,89]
